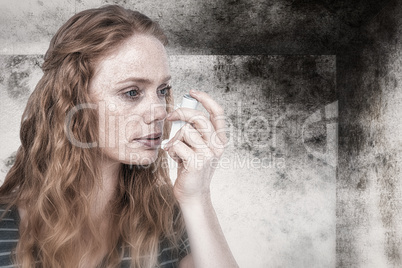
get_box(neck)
[91,160,121,218]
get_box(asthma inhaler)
[161,94,199,148]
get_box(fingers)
[172,123,210,150]
[168,108,213,144]
[165,123,223,163]
[189,89,227,145]
[165,139,192,165]
[167,90,227,147]
[165,128,218,169]
[164,90,226,167]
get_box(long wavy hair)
[0,5,184,268]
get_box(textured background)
[0,0,401,267]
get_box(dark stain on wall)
[1,55,43,100]
[3,151,16,169]
[167,0,391,55]
[209,55,336,177]
[214,56,238,93]
[174,0,400,265]
[4,55,31,100]
[7,71,30,99]
[303,121,327,152]
[241,56,336,110]
[337,0,401,266]
[102,0,128,5]
[380,153,402,263]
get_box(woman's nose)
[142,94,167,124]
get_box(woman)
[0,5,238,268]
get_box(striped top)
[0,206,190,268]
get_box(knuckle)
[192,113,208,123]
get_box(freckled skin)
[89,34,170,166]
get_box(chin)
[125,148,160,166]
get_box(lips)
[133,132,162,147]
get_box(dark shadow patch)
[336,0,401,266]
[377,152,402,265]
[167,0,391,54]
[5,55,29,69]
[243,57,271,79]
[7,71,30,99]
[3,152,17,169]
[303,121,327,153]
[1,151,17,174]
[3,55,40,100]
[241,56,336,112]
[101,0,128,5]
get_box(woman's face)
[89,34,170,166]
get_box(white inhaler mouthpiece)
[161,94,199,149]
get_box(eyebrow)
[117,75,171,85]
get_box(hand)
[163,89,227,204]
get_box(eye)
[158,85,171,97]
[124,88,139,99]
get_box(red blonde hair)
[0,5,183,267]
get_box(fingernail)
[190,89,198,94]
[166,113,172,119]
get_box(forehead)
[92,34,169,86]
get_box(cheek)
[96,107,160,165]
[124,116,144,138]
[98,104,140,145]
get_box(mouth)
[133,132,162,147]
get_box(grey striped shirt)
[0,206,190,268]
